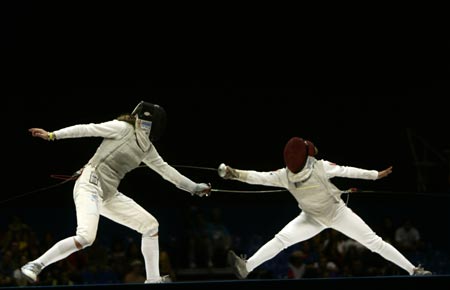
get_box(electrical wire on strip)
[170,164,287,193]
[2,165,449,205]
[0,171,81,205]
[341,188,449,197]
[137,164,217,172]
[138,164,288,193]
[211,188,287,193]
[0,165,285,205]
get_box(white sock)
[378,241,415,274]
[246,237,284,272]
[34,237,80,268]
[142,235,160,282]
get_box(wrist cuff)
[48,132,56,141]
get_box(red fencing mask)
[283,137,317,173]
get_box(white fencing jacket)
[233,157,378,224]
[53,119,197,199]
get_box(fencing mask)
[131,101,167,142]
[283,137,317,173]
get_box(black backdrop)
[2,1,449,249]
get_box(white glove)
[218,163,239,180]
[192,183,211,197]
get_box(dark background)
[2,1,449,257]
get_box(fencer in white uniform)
[222,137,431,278]
[22,101,211,284]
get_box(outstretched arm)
[377,166,393,179]
[322,160,380,180]
[29,120,130,141]
[29,128,54,141]
[218,163,286,188]
[322,160,393,181]
[143,146,211,197]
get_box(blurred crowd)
[1,207,448,286]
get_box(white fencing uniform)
[23,119,206,283]
[231,156,417,275]
[57,120,200,239]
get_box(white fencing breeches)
[73,166,159,244]
[34,166,159,270]
[247,204,415,274]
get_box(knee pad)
[74,235,92,249]
[272,235,289,250]
[365,235,384,252]
[142,217,159,237]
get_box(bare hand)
[377,166,393,179]
[29,128,50,140]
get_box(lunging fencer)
[220,137,432,278]
[22,101,211,284]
